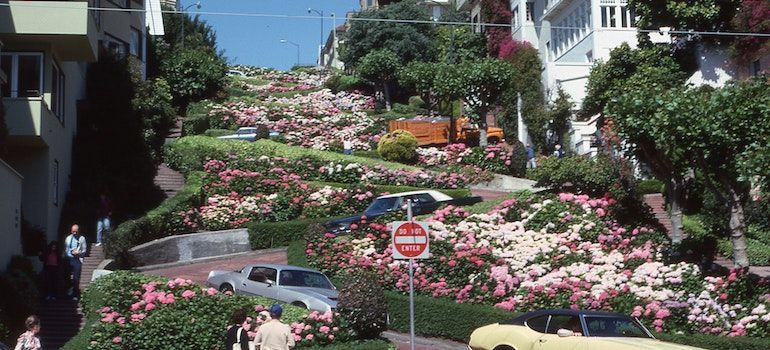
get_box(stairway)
[643,193,673,235]
[154,164,185,199]
[38,244,104,350]
[168,116,183,139]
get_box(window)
[526,2,535,22]
[752,60,761,76]
[102,34,129,58]
[583,316,650,338]
[547,315,581,334]
[601,0,634,28]
[51,61,65,123]
[53,160,59,206]
[526,315,550,333]
[512,6,520,28]
[0,52,43,98]
[130,27,143,57]
[586,50,593,62]
[249,267,277,284]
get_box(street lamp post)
[280,39,300,66]
[307,8,324,57]
[180,1,202,48]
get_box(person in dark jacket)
[40,241,60,300]
[226,309,250,350]
[95,192,113,246]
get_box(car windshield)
[583,316,651,338]
[365,197,400,215]
[279,270,333,289]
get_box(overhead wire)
[1,2,770,38]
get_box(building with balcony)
[0,0,162,254]
[507,0,638,154]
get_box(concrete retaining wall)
[129,228,250,267]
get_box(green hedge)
[165,136,414,175]
[249,216,348,249]
[308,181,472,199]
[304,340,394,350]
[203,128,235,137]
[656,333,770,350]
[637,178,665,195]
[385,291,515,342]
[105,171,206,267]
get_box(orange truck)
[388,117,505,146]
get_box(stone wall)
[128,228,250,267]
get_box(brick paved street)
[141,250,288,284]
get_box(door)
[534,315,587,350]
[239,267,279,299]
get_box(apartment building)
[0,0,162,259]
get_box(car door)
[534,315,588,350]
[239,266,279,300]
[412,193,440,214]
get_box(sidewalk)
[383,331,467,350]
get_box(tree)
[590,44,690,244]
[613,78,770,267]
[480,0,513,57]
[398,61,437,114]
[460,59,515,147]
[133,78,176,163]
[357,49,401,111]
[629,0,739,44]
[730,0,770,64]
[434,25,487,64]
[499,43,547,149]
[160,47,227,115]
[340,1,436,67]
[433,63,465,143]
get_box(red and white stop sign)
[391,221,430,259]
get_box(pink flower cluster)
[289,310,348,345]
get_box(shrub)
[303,339,394,350]
[408,96,425,109]
[377,130,418,164]
[202,128,234,137]
[637,178,665,195]
[106,171,205,267]
[0,259,38,339]
[182,113,211,136]
[338,271,388,339]
[656,333,770,350]
[508,140,527,177]
[530,154,634,201]
[324,74,368,93]
[248,217,346,249]
[385,291,515,342]
[718,238,770,266]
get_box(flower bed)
[306,193,770,338]
[417,143,526,176]
[76,272,354,350]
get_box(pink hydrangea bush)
[307,193,770,337]
[418,143,520,175]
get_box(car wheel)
[291,301,308,309]
[219,284,234,294]
[493,346,514,350]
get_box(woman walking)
[225,309,251,350]
[14,315,41,350]
[41,241,60,300]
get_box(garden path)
[470,174,542,193]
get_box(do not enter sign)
[391,221,430,259]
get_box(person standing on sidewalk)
[13,315,41,350]
[95,192,112,246]
[526,144,537,169]
[254,304,295,350]
[64,224,87,300]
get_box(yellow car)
[468,309,705,350]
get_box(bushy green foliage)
[133,77,176,163]
[385,291,516,342]
[398,62,437,112]
[0,257,39,340]
[337,271,388,339]
[509,140,528,177]
[340,1,436,67]
[105,172,205,267]
[303,339,395,350]
[435,25,487,64]
[161,47,228,113]
[530,155,634,201]
[202,128,234,137]
[656,332,770,350]
[248,217,344,249]
[377,130,418,164]
[324,73,369,93]
[637,179,665,195]
[165,136,414,175]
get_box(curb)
[134,247,288,271]
[382,331,467,350]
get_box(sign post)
[391,200,430,350]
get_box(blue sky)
[178,0,360,70]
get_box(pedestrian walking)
[553,144,565,159]
[40,241,61,300]
[226,309,251,350]
[95,192,112,246]
[342,138,353,156]
[64,224,86,300]
[13,315,41,350]
[254,304,295,350]
[526,143,537,169]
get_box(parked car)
[468,309,705,350]
[325,190,482,233]
[207,263,338,312]
[216,127,280,142]
[227,69,247,77]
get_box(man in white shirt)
[64,224,87,300]
[254,304,295,350]
[343,139,353,155]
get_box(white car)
[216,127,279,142]
[207,264,338,312]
